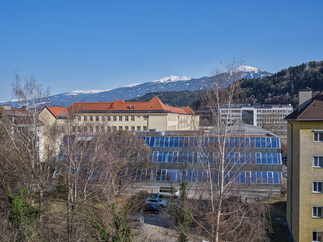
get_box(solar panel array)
[138,135,283,185]
[141,136,281,149]
[149,151,282,165]
[131,169,282,184]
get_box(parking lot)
[143,197,175,228]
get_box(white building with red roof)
[38,97,199,155]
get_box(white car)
[146,197,168,208]
[158,187,180,198]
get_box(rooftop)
[44,97,195,119]
[285,92,323,120]
[220,103,293,109]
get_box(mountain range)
[2,66,272,108]
[192,61,323,111]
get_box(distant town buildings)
[219,103,293,135]
[285,89,323,241]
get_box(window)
[143,116,148,120]
[125,116,129,121]
[83,126,87,132]
[113,116,117,121]
[112,126,117,131]
[78,126,81,132]
[107,126,111,132]
[102,116,105,121]
[101,126,105,132]
[84,116,87,121]
[96,116,99,121]
[313,182,323,193]
[72,126,76,132]
[131,116,135,121]
[313,207,323,218]
[90,126,93,132]
[125,126,129,130]
[78,116,81,121]
[96,126,99,132]
[107,116,111,121]
[314,156,323,168]
[143,126,147,131]
[313,231,322,242]
[314,131,323,142]
[119,116,122,121]
[90,116,93,121]
[137,126,141,131]
[131,126,135,131]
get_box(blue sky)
[1,0,323,101]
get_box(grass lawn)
[269,200,288,242]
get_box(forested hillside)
[240,61,323,106]
[192,61,323,110]
[127,90,206,107]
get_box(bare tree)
[0,74,58,240]
[53,116,151,240]
[1,74,52,214]
[199,62,271,242]
[169,61,272,242]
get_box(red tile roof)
[46,106,69,119]
[45,97,196,119]
[285,92,323,120]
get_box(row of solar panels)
[131,169,282,184]
[150,151,282,165]
[139,136,281,149]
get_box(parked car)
[146,197,168,208]
[158,187,180,198]
[143,204,162,214]
[128,215,144,227]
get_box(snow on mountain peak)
[124,83,142,88]
[67,89,110,95]
[235,66,263,73]
[153,75,190,83]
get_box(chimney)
[299,88,312,111]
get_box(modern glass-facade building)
[134,126,283,191]
[56,125,283,192]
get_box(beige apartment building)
[285,90,323,242]
[38,96,199,155]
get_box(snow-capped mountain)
[233,66,270,79]
[153,75,191,83]
[3,66,272,107]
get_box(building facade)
[285,90,323,242]
[55,125,283,194]
[38,97,199,156]
[132,124,283,194]
[220,104,293,135]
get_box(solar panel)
[267,153,273,164]
[268,172,273,184]
[260,137,265,148]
